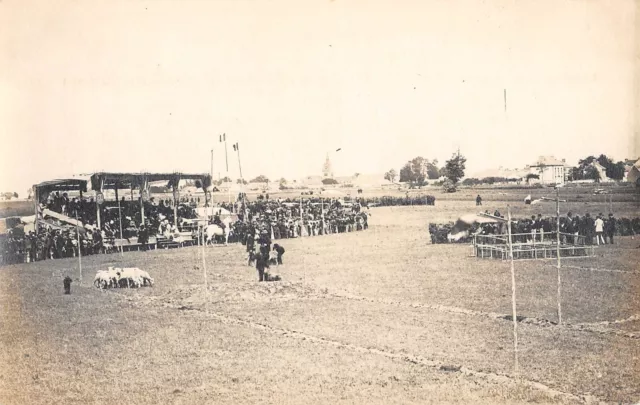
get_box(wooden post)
[96,200,101,231]
[556,187,562,325]
[139,177,146,227]
[116,184,124,256]
[75,211,82,283]
[173,175,180,230]
[33,186,39,236]
[506,206,519,376]
[300,196,304,237]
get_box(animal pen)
[472,233,596,260]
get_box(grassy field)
[1,199,639,404]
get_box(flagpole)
[223,133,230,208]
[235,142,245,214]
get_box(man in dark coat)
[255,251,269,282]
[584,213,594,245]
[606,213,616,245]
[258,229,271,257]
[273,243,285,265]
[138,225,149,251]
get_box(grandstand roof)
[34,172,212,194]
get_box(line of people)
[430,211,640,245]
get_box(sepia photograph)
[1,0,639,403]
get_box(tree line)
[385,152,467,191]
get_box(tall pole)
[556,187,562,324]
[202,188,209,308]
[235,142,244,214]
[210,149,214,182]
[223,133,231,208]
[33,186,39,236]
[506,205,518,376]
[116,185,124,257]
[75,210,82,283]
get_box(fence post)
[506,206,519,376]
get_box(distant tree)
[584,166,601,182]
[236,178,248,185]
[399,163,412,183]
[249,175,269,183]
[384,169,397,183]
[354,173,361,178]
[596,154,626,180]
[13,192,18,199]
[399,156,437,187]
[567,167,580,181]
[426,162,440,179]
[462,178,480,186]
[443,153,466,185]
[322,178,339,185]
[525,173,540,184]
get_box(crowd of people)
[220,197,371,246]
[430,210,640,245]
[0,192,203,265]
[0,193,376,265]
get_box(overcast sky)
[1,0,637,193]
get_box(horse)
[205,217,233,245]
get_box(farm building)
[525,156,570,185]
[626,159,640,186]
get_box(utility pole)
[210,149,214,181]
[540,189,567,325]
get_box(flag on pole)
[233,142,238,151]
[336,148,341,152]
[220,134,226,142]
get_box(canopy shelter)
[33,172,212,236]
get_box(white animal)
[93,266,153,289]
[205,217,233,245]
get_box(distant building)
[626,159,640,186]
[322,154,333,178]
[526,156,569,185]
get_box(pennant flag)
[219,133,225,142]
[336,148,341,152]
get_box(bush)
[442,178,457,193]
[322,178,338,185]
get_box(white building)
[526,156,569,185]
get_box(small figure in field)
[273,243,285,265]
[255,251,270,282]
[476,195,482,206]
[63,276,73,294]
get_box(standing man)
[476,195,482,206]
[594,215,605,245]
[606,213,616,245]
[255,251,270,282]
[258,229,271,257]
[138,225,149,251]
